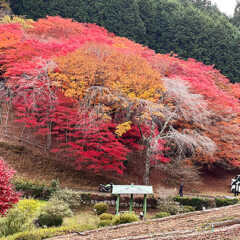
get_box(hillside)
[1,16,240,196]
[8,0,240,83]
[0,126,237,196]
[2,7,240,240]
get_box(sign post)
[116,194,120,215]
[112,185,153,216]
[129,194,133,212]
[143,194,147,217]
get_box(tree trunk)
[144,148,151,185]
[46,122,52,150]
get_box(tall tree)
[232,1,240,28]
[149,0,240,82]
[88,0,147,44]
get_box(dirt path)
[48,204,240,240]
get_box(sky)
[210,0,237,16]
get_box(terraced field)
[48,204,240,240]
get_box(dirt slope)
[0,133,238,196]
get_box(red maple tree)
[1,16,240,180]
[0,158,20,215]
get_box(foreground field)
[48,204,240,240]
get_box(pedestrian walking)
[235,181,239,197]
[179,183,184,197]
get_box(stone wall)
[81,193,157,209]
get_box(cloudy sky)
[210,0,237,16]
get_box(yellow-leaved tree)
[49,43,165,103]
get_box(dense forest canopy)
[1,16,240,184]
[8,0,240,83]
[232,1,240,28]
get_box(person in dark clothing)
[234,187,238,197]
[179,183,184,197]
[232,175,240,197]
[234,182,239,197]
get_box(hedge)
[215,198,239,207]
[174,196,215,210]
[1,224,94,240]
[174,196,239,210]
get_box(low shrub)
[1,224,95,240]
[37,215,63,228]
[166,205,180,215]
[148,197,158,209]
[206,198,216,208]
[181,205,196,213]
[81,193,92,202]
[174,196,238,209]
[49,179,60,192]
[50,189,83,210]
[173,196,213,210]
[99,213,114,221]
[215,198,239,207]
[16,199,43,219]
[98,219,112,228]
[0,207,34,237]
[112,212,138,225]
[154,212,170,219]
[157,198,181,215]
[13,178,59,200]
[93,202,108,215]
[0,199,43,237]
[37,199,72,227]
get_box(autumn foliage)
[1,16,240,182]
[0,158,19,215]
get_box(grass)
[63,210,99,227]
[0,209,99,240]
[1,224,96,240]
